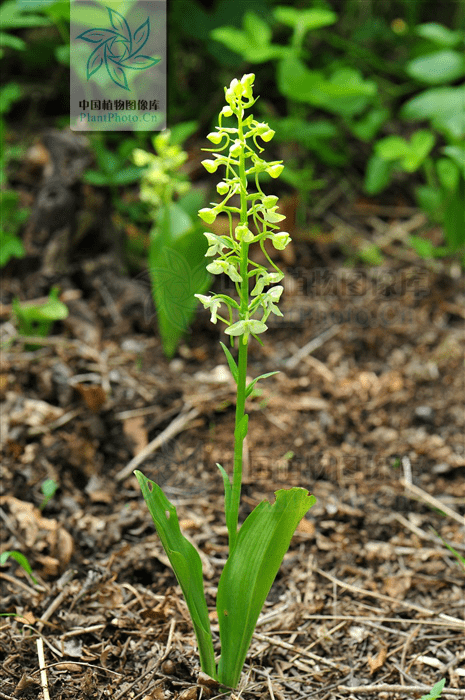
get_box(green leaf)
[409,235,436,259]
[402,130,435,172]
[419,678,446,700]
[437,158,459,191]
[0,550,38,584]
[0,232,26,267]
[416,23,462,48]
[442,145,465,178]
[349,107,390,142]
[216,488,316,688]
[442,176,465,250]
[278,58,376,116]
[40,478,58,510]
[364,154,394,195]
[149,226,210,358]
[220,341,238,383]
[0,83,22,115]
[0,31,26,51]
[169,120,198,146]
[134,471,216,679]
[400,86,465,123]
[234,414,248,442]
[375,136,410,161]
[217,463,234,544]
[0,1,50,29]
[406,50,465,85]
[211,12,287,63]
[433,112,465,140]
[110,165,143,185]
[245,371,279,398]
[414,185,444,223]
[273,6,337,32]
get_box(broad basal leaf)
[134,471,217,679]
[216,487,316,688]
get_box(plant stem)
[229,101,249,552]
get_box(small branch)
[285,325,340,370]
[37,638,51,700]
[400,478,465,527]
[116,406,199,481]
[338,684,465,696]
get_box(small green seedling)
[0,550,38,585]
[39,478,58,511]
[420,678,446,700]
[136,74,315,689]
[13,287,68,339]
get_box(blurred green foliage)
[13,287,69,339]
[132,125,210,357]
[1,0,464,291]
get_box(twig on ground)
[116,405,199,481]
[285,325,340,370]
[338,684,465,696]
[36,570,76,632]
[37,638,51,700]
[400,478,465,527]
[253,632,343,670]
[315,568,464,623]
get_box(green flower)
[206,260,242,283]
[207,131,224,145]
[195,294,223,324]
[199,208,217,224]
[263,206,286,223]
[251,271,284,296]
[266,163,284,179]
[262,195,278,208]
[202,159,219,173]
[261,286,284,317]
[225,318,267,341]
[235,224,254,242]
[217,181,230,195]
[271,232,291,250]
[204,232,229,257]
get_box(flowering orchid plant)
[135,74,315,690]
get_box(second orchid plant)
[135,74,315,690]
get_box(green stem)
[229,100,250,552]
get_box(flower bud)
[241,73,255,99]
[264,207,286,223]
[207,131,223,145]
[241,73,255,87]
[220,106,233,117]
[260,128,275,142]
[216,181,229,195]
[199,208,217,224]
[132,148,152,167]
[271,232,291,250]
[229,140,242,158]
[201,159,219,173]
[266,164,284,179]
[263,195,278,208]
[235,224,254,242]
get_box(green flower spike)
[135,74,316,691]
